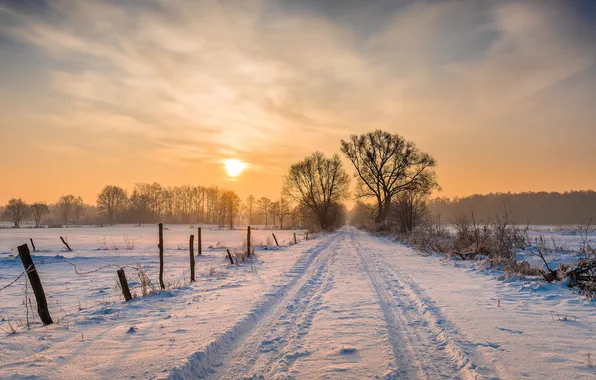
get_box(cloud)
[0,0,594,199]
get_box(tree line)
[3,129,442,232]
[1,185,314,229]
[427,191,596,225]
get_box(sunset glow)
[0,0,595,204]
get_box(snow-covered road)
[173,228,596,379]
[2,227,595,379]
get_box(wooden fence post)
[198,227,202,256]
[247,226,251,257]
[17,244,53,325]
[189,234,195,282]
[272,233,279,247]
[117,268,132,301]
[305,232,309,241]
[60,236,72,251]
[226,249,234,265]
[294,232,297,244]
[158,223,165,289]
[29,238,36,252]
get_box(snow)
[1,226,595,379]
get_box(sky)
[1,0,596,205]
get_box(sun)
[224,159,247,177]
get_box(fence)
[0,225,311,332]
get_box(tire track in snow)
[353,230,499,380]
[350,232,439,379]
[217,236,339,379]
[167,233,341,379]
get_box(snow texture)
[1,226,595,379]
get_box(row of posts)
[17,224,307,326]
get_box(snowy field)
[0,225,595,379]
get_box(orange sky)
[1,0,596,205]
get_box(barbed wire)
[0,265,34,292]
[1,231,311,292]
[0,270,27,292]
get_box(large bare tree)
[3,198,30,227]
[284,152,350,231]
[341,130,437,224]
[97,185,128,224]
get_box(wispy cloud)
[0,0,595,201]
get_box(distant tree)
[222,190,242,229]
[284,152,350,231]
[341,130,438,224]
[257,197,272,227]
[57,194,83,225]
[245,195,255,224]
[97,185,128,224]
[30,202,50,227]
[348,201,375,227]
[275,197,291,229]
[270,200,279,227]
[74,196,85,223]
[3,198,29,227]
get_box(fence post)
[198,227,202,256]
[158,223,165,289]
[226,249,234,265]
[29,238,36,252]
[117,268,132,301]
[272,233,279,247]
[247,226,251,257]
[305,231,309,241]
[17,244,53,325]
[189,234,195,282]
[294,232,297,244]
[60,236,72,251]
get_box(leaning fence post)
[117,268,133,301]
[60,236,72,251]
[247,226,251,257]
[189,234,195,282]
[17,244,53,325]
[158,223,165,289]
[226,249,234,265]
[198,227,202,256]
[29,238,36,252]
[272,233,279,247]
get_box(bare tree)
[257,197,272,227]
[222,190,242,229]
[245,195,255,225]
[284,152,350,231]
[270,200,279,227]
[30,202,50,227]
[3,198,30,227]
[275,197,291,229]
[56,194,83,225]
[341,130,437,224]
[97,185,128,224]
